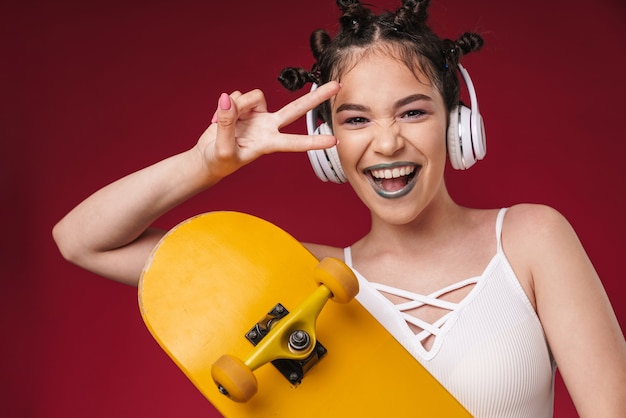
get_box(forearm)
[52,147,216,282]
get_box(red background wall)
[3,0,625,416]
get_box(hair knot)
[337,0,372,35]
[277,67,317,91]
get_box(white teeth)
[371,165,415,179]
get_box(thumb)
[214,93,239,158]
[216,93,235,124]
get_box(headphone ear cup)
[471,110,486,162]
[447,105,464,170]
[306,147,331,182]
[458,104,476,169]
[447,104,478,170]
[306,123,347,184]
[305,83,347,184]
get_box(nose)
[371,121,404,156]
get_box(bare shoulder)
[503,203,577,247]
[302,242,344,262]
[505,202,568,224]
[500,203,581,309]
[502,203,582,261]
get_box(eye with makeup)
[339,110,426,128]
[343,116,369,126]
[400,109,427,120]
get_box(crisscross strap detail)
[370,277,479,343]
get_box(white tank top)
[344,208,556,417]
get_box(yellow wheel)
[314,257,359,304]
[211,354,258,403]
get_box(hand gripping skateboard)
[139,211,471,417]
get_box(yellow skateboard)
[139,211,471,417]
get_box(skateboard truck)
[245,303,328,386]
[211,257,359,403]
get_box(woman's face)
[331,52,449,225]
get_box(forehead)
[333,53,441,106]
[333,43,439,90]
[341,52,429,83]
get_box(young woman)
[52,0,625,416]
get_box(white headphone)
[305,64,486,183]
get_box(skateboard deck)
[139,211,471,417]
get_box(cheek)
[430,131,448,159]
[404,124,447,158]
[335,132,368,168]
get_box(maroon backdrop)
[3,0,625,416]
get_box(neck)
[357,184,466,254]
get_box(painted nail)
[219,93,231,110]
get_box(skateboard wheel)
[314,257,359,304]
[211,354,258,403]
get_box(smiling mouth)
[365,162,420,199]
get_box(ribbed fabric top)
[344,208,555,417]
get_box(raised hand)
[196,81,341,181]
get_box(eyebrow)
[335,94,433,114]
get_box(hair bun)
[310,29,331,62]
[337,0,372,34]
[277,67,311,91]
[393,0,430,28]
[455,32,484,55]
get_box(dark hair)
[278,0,483,124]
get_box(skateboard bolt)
[288,330,311,351]
[217,385,229,396]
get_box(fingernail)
[211,110,218,124]
[219,93,231,110]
